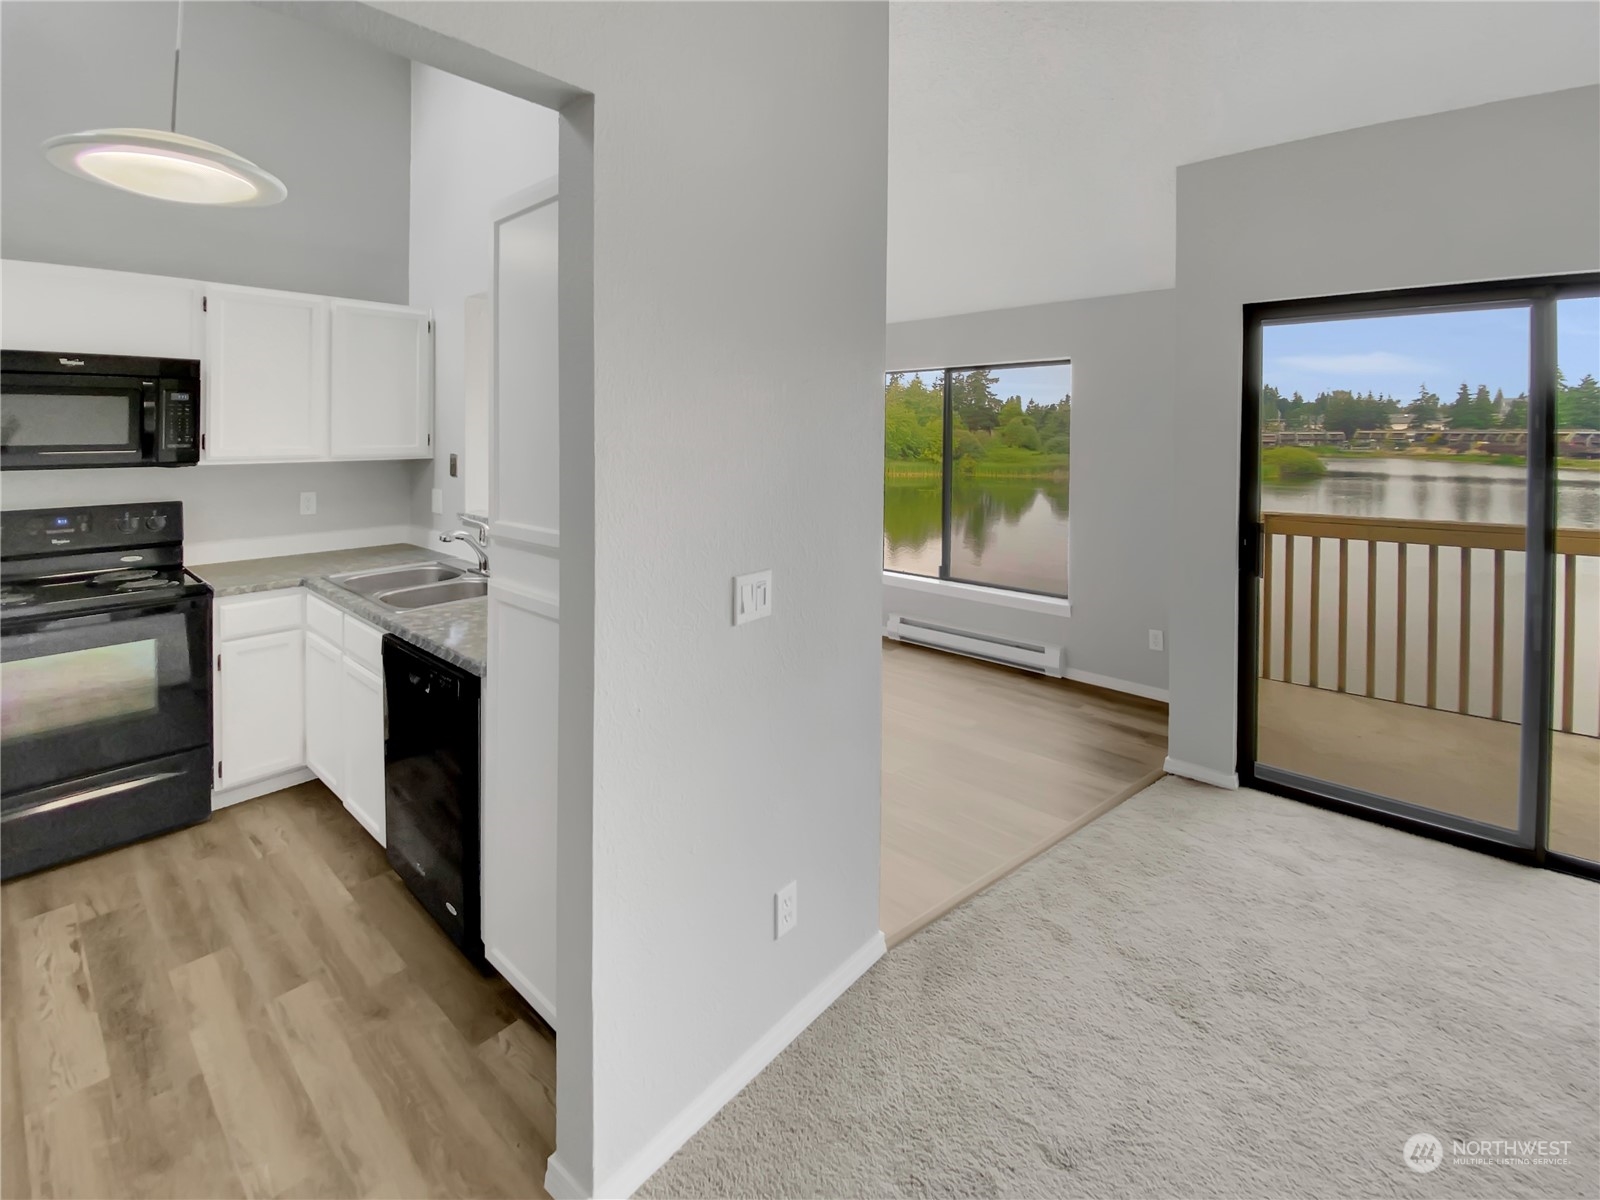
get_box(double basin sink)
[327,562,488,611]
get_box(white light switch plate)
[299,492,317,516]
[734,570,773,626]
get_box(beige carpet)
[639,776,1600,1199]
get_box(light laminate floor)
[1,781,555,1200]
[880,641,1169,945]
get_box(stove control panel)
[1,502,184,557]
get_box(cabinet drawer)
[343,614,384,672]
[217,590,303,641]
[305,594,345,647]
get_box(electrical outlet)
[1148,629,1165,652]
[775,881,798,939]
[299,492,317,516]
[734,570,773,626]
[431,488,443,515]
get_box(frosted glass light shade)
[42,128,286,206]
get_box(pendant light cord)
[169,0,184,133]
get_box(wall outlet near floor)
[1148,629,1165,652]
[431,488,443,515]
[734,570,773,626]
[775,881,798,939]
[299,492,317,516]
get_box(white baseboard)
[486,945,557,1030]
[548,931,887,1200]
[187,524,419,565]
[1064,667,1169,703]
[1163,756,1239,790]
[211,766,316,810]
[544,1154,586,1200]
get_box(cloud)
[1273,351,1439,375]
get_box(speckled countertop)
[188,544,488,676]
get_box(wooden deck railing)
[1260,513,1600,736]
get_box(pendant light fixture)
[41,1,286,207]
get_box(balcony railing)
[1260,513,1600,737]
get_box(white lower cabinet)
[340,657,386,844]
[303,630,345,797]
[215,589,388,849]
[218,628,305,789]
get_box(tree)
[1323,391,1393,440]
[1261,384,1284,426]
[1448,381,1496,429]
[1408,383,1441,427]
[1558,372,1600,429]
[1499,396,1529,429]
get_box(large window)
[883,361,1072,597]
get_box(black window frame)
[882,357,1073,600]
[1236,272,1600,883]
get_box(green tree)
[1558,372,1600,429]
[1408,383,1441,427]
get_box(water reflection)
[883,477,1070,595]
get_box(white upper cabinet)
[1,260,202,359]
[330,301,433,459]
[203,285,330,462]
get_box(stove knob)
[115,515,138,534]
[145,514,168,532]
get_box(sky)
[1263,297,1600,402]
[891,362,1073,406]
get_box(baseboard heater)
[885,614,1064,677]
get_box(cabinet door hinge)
[216,760,222,780]
[216,653,221,671]
[427,433,432,446]
[202,295,208,312]
[201,433,207,451]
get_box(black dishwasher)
[382,636,484,967]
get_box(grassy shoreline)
[1308,447,1600,472]
[885,457,1068,482]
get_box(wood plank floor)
[1,781,555,1200]
[881,642,1169,946]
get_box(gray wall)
[1,1,411,302]
[315,2,891,1193]
[1168,85,1600,779]
[1,462,417,562]
[409,62,558,534]
[886,288,1175,694]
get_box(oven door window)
[1,601,209,798]
[0,376,142,464]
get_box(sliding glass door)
[1239,277,1599,872]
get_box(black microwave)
[0,350,201,470]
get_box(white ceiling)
[888,1,1600,323]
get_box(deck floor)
[1258,678,1599,862]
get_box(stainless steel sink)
[377,578,489,610]
[328,562,463,597]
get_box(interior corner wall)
[1168,85,1600,780]
[885,288,1175,695]
[338,3,891,1195]
[407,62,559,535]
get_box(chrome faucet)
[440,513,490,574]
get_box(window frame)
[883,357,1073,601]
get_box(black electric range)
[0,501,213,878]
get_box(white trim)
[211,766,315,810]
[491,520,561,554]
[490,578,560,621]
[486,945,557,1028]
[1063,668,1169,703]
[883,570,1070,618]
[1163,757,1240,790]
[490,176,559,225]
[186,524,418,565]
[543,1155,586,1200]
[576,931,886,1200]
